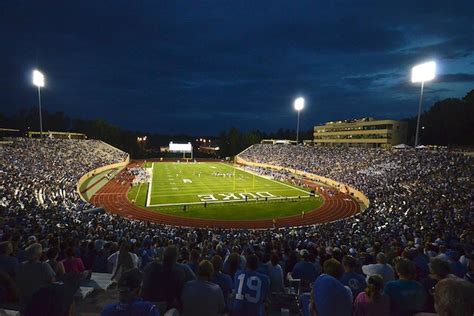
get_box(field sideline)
[128,162,324,220]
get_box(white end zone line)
[221,163,312,195]
[146,162,154,207]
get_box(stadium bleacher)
[0,138,473,315]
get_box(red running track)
[90,162,361,229]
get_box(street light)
[294,97,305,143]
[32,70,45,139]
[411,61,435,147]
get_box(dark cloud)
[438,73,474,83]
[0,0,473,134]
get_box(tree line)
[0,89,472,158]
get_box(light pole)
[411,61,435,147]
[32,70,45,139]
[294,97,305,143]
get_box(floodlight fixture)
[411,61,436,83]
[32,69,46,138]
[33,70,45,87]
[411,61,436,147]
[293,97,305,143]
[294,97,305,111]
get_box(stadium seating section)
[0,139,473,315]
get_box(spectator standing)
[141,246,185,310]
[186,249,200,274]
[109,242,139,282]
[210,255,233,311]
[0,270,18,303]
[445,250,468,278]
[181,260,225,316]
[384,258,426,315]
[353,274,390,316]
[82,241,97,271]
[340,255,367,299]
[433,278,474,316]
[268,252,284,293]
[62,247,86,274]
[290,249,318,291]
[15,243,55,310]
[420,257,454,313]
[361,253,395,283]
[102,268,160,316]
[46,248,65,277]
[140,240,155,269]
[311,258,352,316]
[0,241,19,278]
[233,254,270,316]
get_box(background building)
[314,118,407,148]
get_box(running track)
[90,162,361,229]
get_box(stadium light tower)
[411,61,435,147]
[32,70,45,139]
[294,97,305,143]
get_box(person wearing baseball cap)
[289,249,318,291]
[101,268,159,316]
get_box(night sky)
[1,1,473,135]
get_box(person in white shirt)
[108,241,139,282]
[361,253,395,283]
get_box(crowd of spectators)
[0,139,473,315]
[128,167,151,186]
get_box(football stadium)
[1,2,474,316]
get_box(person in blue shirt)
[141,246,186,310]
[340,255,367,299]
[446,250,468,278]
[211,255,233,312]
[181,260,226,316]
[140,240,155,269]
[102,268,160,316]
[312,258,352,316]
[255,251,270,277]
[186,249,201,274]
[384,258,426,315]
[290,249,318,291]
[233,254,270,316]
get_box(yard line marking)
[147,195,311,207]
[149,187,303,197]
[146,162,154,207]
[220,163,310,195]
[133,182,143,203]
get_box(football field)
[128,162,324,220]
[148,162,310,206]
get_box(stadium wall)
[76,144,130,201]
[235,156,370,208]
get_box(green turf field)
[128,162,323,220]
